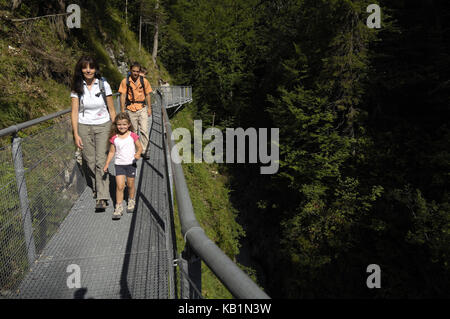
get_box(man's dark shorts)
[115,163,137,178]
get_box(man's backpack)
[78,77,108,116]
[97,77,108,105]
[125,73,146,107]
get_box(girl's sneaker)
[127,198,136,213]
[112,204,123,220]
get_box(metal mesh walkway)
[14,106,174,299]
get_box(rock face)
[117,49,128,76]
[106,46,115,63]
[107,46,128,77]
[118,61,128,77]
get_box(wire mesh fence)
[178,258,204,299]
[0,143,24,297]
[0,87,192,298]
[159,86,193,108]
[0,114,86,297]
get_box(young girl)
[103,112,143,220]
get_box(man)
[140,67,147,77]
[119,62,152,159]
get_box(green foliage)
[1,0,448,299]
[0,0,166,135]
[160,0,450,298]
[161,0,260,124]
[0,14,73,130]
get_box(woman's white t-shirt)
[70,78,112,125]
[109,132,139,165]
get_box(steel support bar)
[11,135,37,266]
[179,246,202,299]
[0,109,71,138]
[112,92,121,113]
[160,89,270,299]
[0,93,126,139]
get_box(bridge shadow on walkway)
[15,106,174,299]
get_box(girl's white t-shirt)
[110,132,139,165]
[70,78,112,125]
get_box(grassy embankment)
[0,3,170,143]
[169,103,259,298]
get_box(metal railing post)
[179,256,189,299]
[11,134,37,266]
[179,245,202,299]
[113,93,121,113]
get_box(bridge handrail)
[0,88,187,138]
[0,109,71,138]
[159,88,270,299]
[0,93,123,138]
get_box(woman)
[70,55,116,210]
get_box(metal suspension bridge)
[0,86,269,299]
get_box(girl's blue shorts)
[115,163,137,177]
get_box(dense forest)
[153,0,450,298]
[1,0,449,298]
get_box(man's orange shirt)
[118,76,152,112]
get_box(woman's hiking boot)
[95,199,107,211]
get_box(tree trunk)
[152,23,159,64]
[151,0,160,65]
[58,0,66,11]
[12,0,22,11]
